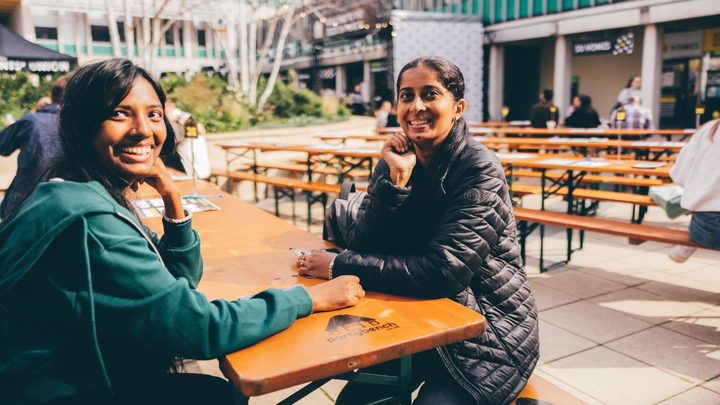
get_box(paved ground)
[3,116,718,404]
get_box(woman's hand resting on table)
[381,133,416,187]
[296,250,335,279]
[296,250,364,311]
[305,276,364,312]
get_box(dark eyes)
[399,90,440,102]
[109,109,163,120]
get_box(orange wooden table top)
[139,179,487,397]
[501,156,673,177]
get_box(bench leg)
[539,225,545,273]
[291,190,296,225]
[398,355,412,405]
[274,188,281,217]
[306,192,313,230]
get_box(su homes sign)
[573,32,635,57]
[0,58,72,73]
[325,314,398,343]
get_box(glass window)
[533,0,543,16]
[519,0,529,18]
[197,29,206,47]
[507,0,515,20]
[35,27,58,40]
[483,0,491,24]
[495,0,503,23]
[578,0,592,7]
[562,0,574,11]
[164,21,174,45]
[91,26,111,43]
[117,22,125,43]
[547,0,558,14]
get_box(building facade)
[482,0,720,128]
[4,0,232,75]
[5,0,720,127]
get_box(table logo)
[325,315,398,343]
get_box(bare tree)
[210,0,338,111]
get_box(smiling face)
[631,76,641,89]
[397,64,465,152]
[93,77,166,180]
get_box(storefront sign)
[663,31,703,60]
[325,9,369,37]
[318,67,335,80]
[573,32,634,56]
[704,28,720,53]
[0,57,72,72]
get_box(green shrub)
[0,72,58,120]
[163,73,252,132]
[161,72,347,133]
[267,80,323,118]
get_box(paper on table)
[632,162,666,169]
[132,195,221,218]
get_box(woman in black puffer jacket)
[297,56,539,404]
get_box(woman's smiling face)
[93,77,167,180]
[396,64,465,150]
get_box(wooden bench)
[509,181,655,225]
[513,206,699,272]
[512,374,587,405]
[211,170,366,227]
[252,162,370,180]
[508,169,668,188]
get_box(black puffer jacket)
[333,121,539,404]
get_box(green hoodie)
[0,181,312,403]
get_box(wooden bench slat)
[509,184,655,205]
[213,171,367,194]
[256,161,370,178]
[514,207,696,246]
[509,169,668,187]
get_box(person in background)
[348,83,367,116]
[668,119,720,262]
[616,75,642,108]
[162,99,187,173]
[565,94,601,128]
[529,88,559,129]
[611,96,653,130]
[376,100,392,128]
[0,76,67,219]
[297,56,538,404]
[0,58,364,404]
[33,96,52,112]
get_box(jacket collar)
[427,119,471,197]
[37,103,60,114]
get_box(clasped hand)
[296,250,365,312]
[381,133,416,187]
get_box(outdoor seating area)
[2,1,720,402]
[195,117,720,404]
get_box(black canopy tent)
[0,23,76,73]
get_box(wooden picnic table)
[359,127,696,138]
[216,141,378,184]
[139,179,486,404]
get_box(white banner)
[663,31,703,60]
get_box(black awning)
[0,24,77,73]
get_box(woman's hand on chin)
[381,133,416,187]
[139,158,185,220]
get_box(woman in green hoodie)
[0,58,364,404]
